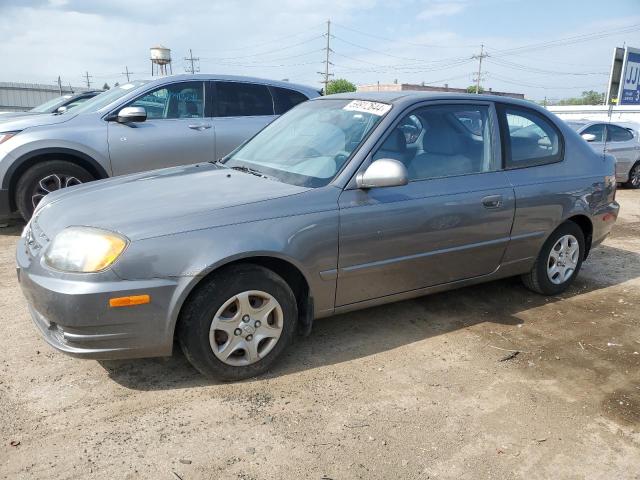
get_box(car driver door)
[108,81,215,175]
[336,102,515,306]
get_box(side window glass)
[215,82,274,117]
[607,124,634,142]
[503,107,561,167]
[272,87,309,114]
[128,82,204,120]
[373,104,494,181]
[582,124,605,142]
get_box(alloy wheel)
[31,173,82,208]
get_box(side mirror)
[117,106,147,123]
[581,133,596,142]
[356,158,409,189]
[55,106,67,114]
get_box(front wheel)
[522,222,585,295]
[15,160,94,220]
[178,264,297,381]
[623,162,640,189]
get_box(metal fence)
[0,82,92,112]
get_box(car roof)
[139,73,319,96]
[315,90,545,111]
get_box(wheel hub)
[547,234,579,285]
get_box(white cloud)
[417,1,466,21]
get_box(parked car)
[0,74,319,221]
[566,119,640,189]
[0,90,102,119]
[17,92,619,380]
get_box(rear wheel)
[15,160,94,220]
[522,222,585,295]
[623,162,640,189]
[178,264,297,381]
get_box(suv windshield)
[70,81,148,114]
[223,99,390,187]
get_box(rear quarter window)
[271,86,309,115]
[498,105,563,169]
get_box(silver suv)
[0,74,319,220]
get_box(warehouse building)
[0,82,92,112]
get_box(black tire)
[521,221,585,295]
[178,264,297,381]
[15,160,94,220]
[623,161,640,189]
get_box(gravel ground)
[1,190,639,480]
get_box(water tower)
[150,45,172,76]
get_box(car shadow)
[0,220,24,237]
[99,243,640,391]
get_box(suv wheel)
[522,221,585,295]
[623,162,640,189]
[15,160,94,220]
[178,264,297,381]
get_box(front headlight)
[44,227,128,273]
[0,131,20,145]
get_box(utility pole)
[83,71,92,89]
[56,76,62,95]
[122,66,131,82]
[317,20,333,93]
[184,49,200,74]
[472,44,488,94]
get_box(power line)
[486,56,608,76]
[122,66,131,82]
[201,34,324,61]
[332,22,478,49]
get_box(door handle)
[188,123,212,131]
[482,195,503,209]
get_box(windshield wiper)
[230,165,269,179]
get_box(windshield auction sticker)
[343,100,392,116]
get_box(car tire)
[521,221,585,295]
[15,160,94,220]
[623,161,640,189]
[178,264,298,381]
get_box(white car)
[567,120,640,188]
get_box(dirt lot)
[1,191,639,480]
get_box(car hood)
[35,163,312,240]
[0,112,73,130]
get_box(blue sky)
[0,0,638,100]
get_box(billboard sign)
[618,47,640,105]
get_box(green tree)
[326,78,357,95]
[556,90,605,106]
[102,82,110,90]
[466,85,484,94]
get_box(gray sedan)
[567,119,640,188]
[17,92,619,380]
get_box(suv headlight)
[44,227,128,273]
[0,131,20,144]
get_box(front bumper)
[17,236,180,359]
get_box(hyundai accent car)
[17,92,619,380]
[0,74,318,221]
[566,119,640,189]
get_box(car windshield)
[223,99,390,187]
[70,81,148,114]
[30,95,71,113]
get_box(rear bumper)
[591,201,620,250]
[17,237,179,359]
